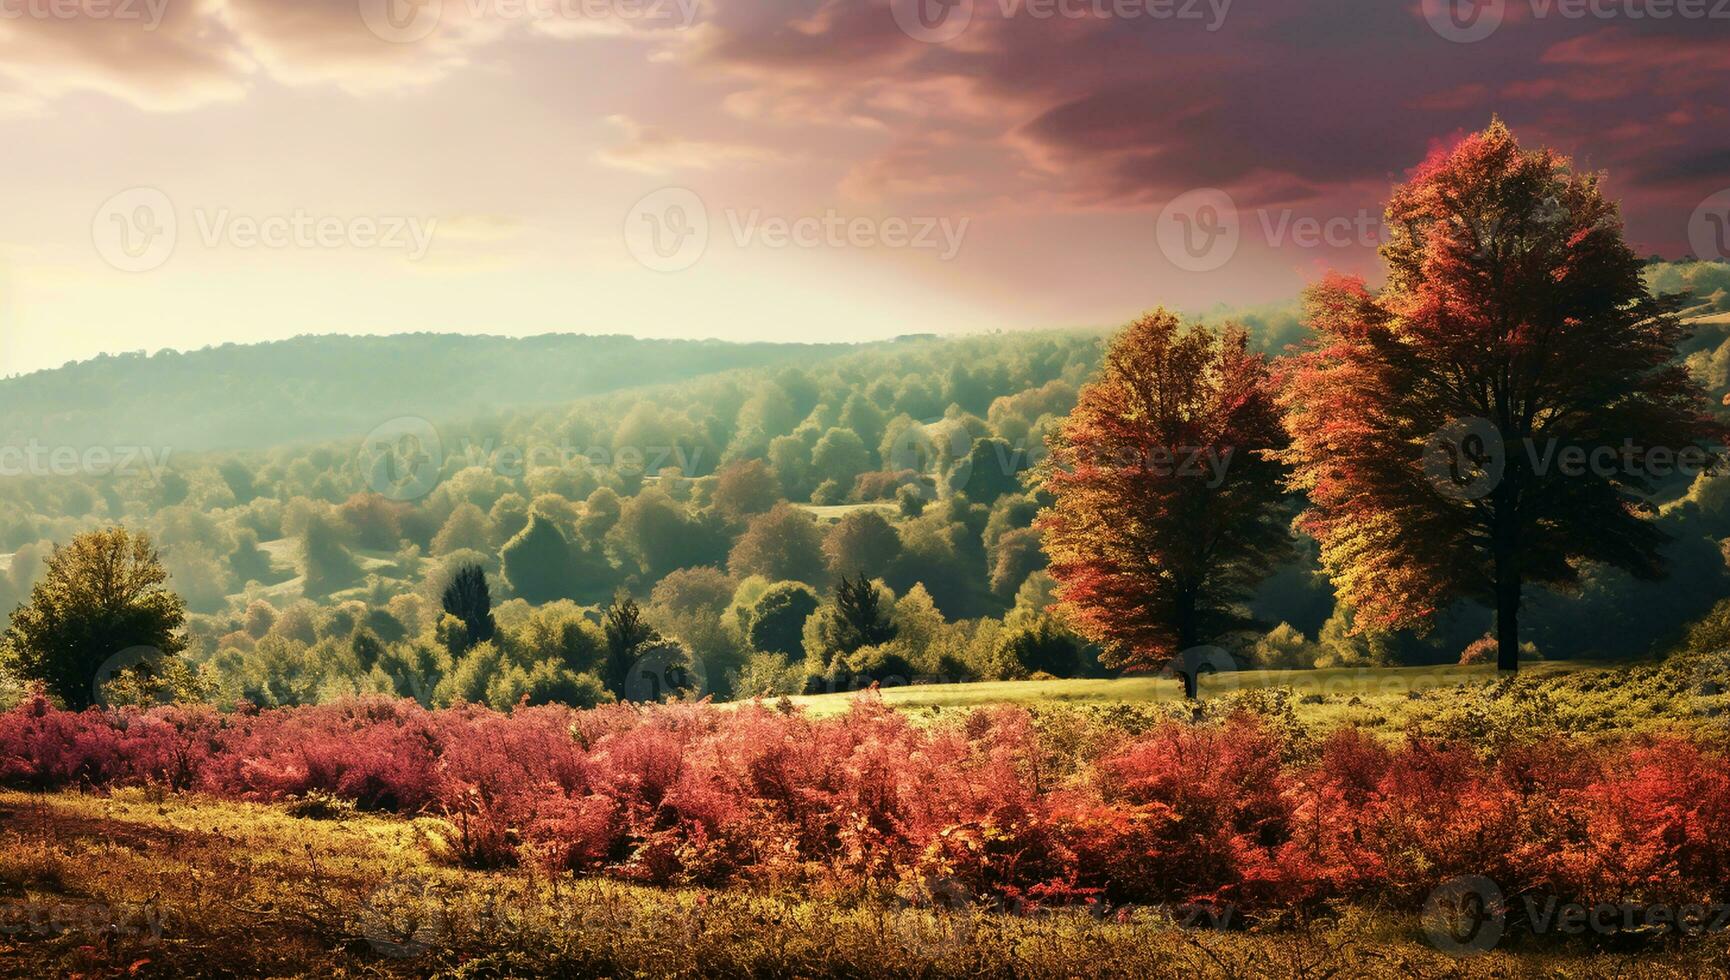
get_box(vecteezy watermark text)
[0,0,167,28]
[891,0,1233,44]
[0,441,173,482]
[360,416,711,501]
[1423,417,1725,501]
[1423,0,1730,43]
[360,0,701,43]
[93,187,440,272]
[624,187,969,272]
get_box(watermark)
[0,440,173,482]
[361,417,445,502]
[0,0,167,28]
[359,416,712,502]
[359,0,700,43]
[92,646,176,710]
[1423,874,1730,955]
[624,187,970,272]
[1690,188,1730,262]
[94,188,439,272]
[1160,644,1242,697]
[623,642,707,702]
[1155,190,1392,273]
[0,898,163,941]
[1424,417,1505,501]
[1422,416,1725,501]
[359,875,445,958]
[1423,0,1730,43]
[891,0,1232,44]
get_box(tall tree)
[1278,121,1723,672]
[603,594,661,697]
[831,573,897,654]
[440,562,497,652]
[1039,311,1291,698]
[3,528,187,710]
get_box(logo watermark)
[1424,0,1730,43]
[891,0,1232,44]
[1423,874,1730,955]
[0,441,173,482]
[1422,416,1724,501]
[1690,188,1730,262]
[1155,191,1392,272]
[359,416,712,502]
[0,898,163,942]
[0,0,167,28]
[94,188,440,272]
[359,0,701,43]
[624,187,970,272]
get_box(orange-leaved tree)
[1278,121,1723,672]
[1039,310,1291,698]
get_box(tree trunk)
[1493,532,1521,673]
[1176,594,1200,700]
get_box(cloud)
[596,115,784,173]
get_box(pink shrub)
[3,691,1728,916]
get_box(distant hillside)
[0,333,849,451]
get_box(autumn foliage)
[1040,311,1290,694]
[1278,121,1723,670]
[4,691,1726,915]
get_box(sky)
[0,0,1726,376]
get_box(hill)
[0,333,851,452]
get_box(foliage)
[500,512,575,603]
[2,528,187,710]
[440,563,497,653]
[1278,121,1723,670]
[1040,311,1291,696]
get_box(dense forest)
[2,260,1729,711]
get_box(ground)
[2,788,1724,979]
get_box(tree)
[441,562,497,652]
[832,574,897,655]
[745,582,820,657]
[951,436,1027,504]
[821,509,901,581]
[1278,121,1723,672]
[432,503,494,556]
[728,503,827,586]
[299,509,363,598]
[1039,310,1291,698]
[811,428,872,496]
[712,459,781,523]
[603,595,661,698]
[2,528,187,710]
[500,512,574,603]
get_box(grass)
[794,502,900,524]
[2,788,1724,978]
[784,660,1601,720]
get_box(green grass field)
[784,660,1599,717]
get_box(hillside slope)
[0,333,850,451]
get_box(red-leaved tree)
[1279,121,1723,671]
[1039,311,1290,697]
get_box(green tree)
[441,563,497,653]
[3,528,187,710]
[500,512,575,603]
[603,595,661,698]
[745,582,821,658]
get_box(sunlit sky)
[1,0,1725,376]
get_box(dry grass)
[2,788,1726,978]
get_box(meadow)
[2,650,1728,977]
